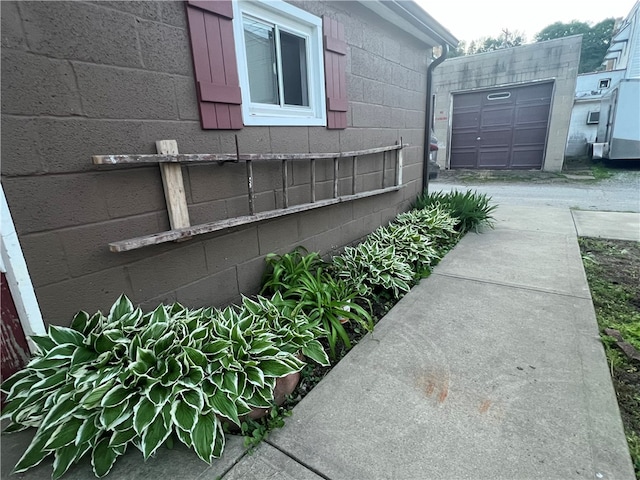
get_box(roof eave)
[357,0,458,47]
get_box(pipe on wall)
[422,44,448,193]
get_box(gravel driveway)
[430,170,640,213]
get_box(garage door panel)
[515,104,551,124]
[452,114,479,129]
[478,149,510,168]
[448,150,477,168]
[481,107,513,127]
[516,83,553,102]
[451,131,480,148]
[479,129,512,146]
[454,92,483,108]
[511,148,546,168]
[513,126,548,145]
[450,82,553,170]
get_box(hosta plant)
[367,222,438,280]
[1,294,329,479]
[393,206,459,262]
[413,189,496,233]
[332,240,414,300]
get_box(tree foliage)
[449,17,616,73]
[534,19,616,73]
[450,29,525,57]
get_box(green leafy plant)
[413,190,497,233]
[1,294,329,479]
[332,241,414,300]
[260,246,373,360]
[261,246,326,296]
[393,205,459,256]
[288,269,373,360]
[240,405,292,450]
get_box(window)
[586,111,600,125]
[232,1,326,126]
[598,79,611,89]
[487,92,511,100]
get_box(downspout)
[422,44,448,193]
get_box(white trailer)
[589,79,640,160]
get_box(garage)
[449,82,554,170]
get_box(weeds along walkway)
[222,205,635,480]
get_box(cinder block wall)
[1,1,431,325]
[432,36,582,172]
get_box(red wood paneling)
[186,0,243,130]
[1,272,30,405]
[323,16,348,129]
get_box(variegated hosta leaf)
[51,441,84,480]
[171,399,198,432]
[108,294,134,323]
[76,415,102,447]
[44,417,85,451]
[81,380,115,409]
[109,425,138,448]
[181,388,205,411]
[100,400,131,430]
[302,339,330,366]
[191,412,221,464]
[140,403,172,459]
[101,385,132,408]
[48,325,85,347]
[259,358,299,378]
[91,437,120,478]
[13,428,54,473]
[29,335,57,355]
[147,383,172,406]
[209,391,240,426]
[133,396,161,436]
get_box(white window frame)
[586,111,600,125]
[232,0,326,127]
[598,78,611,89]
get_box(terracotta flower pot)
[245,368,301,420]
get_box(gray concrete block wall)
[1,0,431,324]
[433,36,582,172]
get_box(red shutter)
[323,16,347,130]
[185,0,243,130]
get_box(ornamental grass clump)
[1,294,329,479]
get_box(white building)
[566,1,640,159]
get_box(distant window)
[487,92,511,100]
[598,79,611,89]
[587,111,600,124]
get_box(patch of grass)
[591,162,615,180]
[579,237,640,478]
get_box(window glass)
[280,30,308,106]
[243,18,279,105]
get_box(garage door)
[450,82,553,169]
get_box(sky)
[416,0,637,44]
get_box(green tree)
[472,29,525,53]
[451,29,525,56]
[535,19,616,73]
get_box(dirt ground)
[579,237,640,476]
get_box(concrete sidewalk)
[2,206,636,480]
[226,205,636,480]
